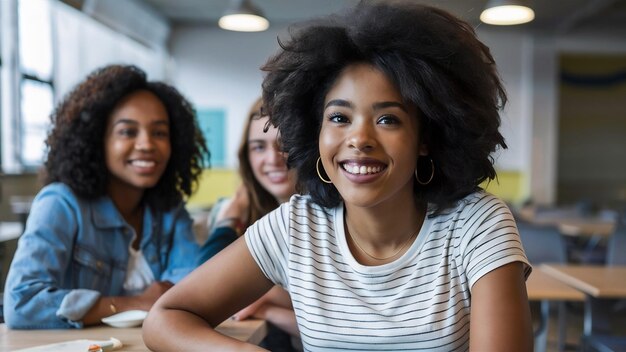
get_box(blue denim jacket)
[3,183,200,329]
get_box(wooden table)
[527,267,586,301]
[526,267,585,352]
[557,219,615,238]
[541,264,626,335]
[541,264,626,298]
[0,319,267,351]
[517,207,615,238]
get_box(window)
[18,0,54,168]
[1,0,169,173]
[0,8,3,170]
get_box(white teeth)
[343,164,383,175]
[267,171,286,177]
[131,160,155,167]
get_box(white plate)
[101,310,148,328]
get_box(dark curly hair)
[43,65,209,210]
[262,0,507,214]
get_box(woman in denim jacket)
[3,65,208,329]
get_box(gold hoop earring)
[415,158,434,185]
[316,157,332,184]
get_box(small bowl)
[101,310,148,328]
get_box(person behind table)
[197,97,301,350]
[3,65,208,329]
[197,97,296,258]
[143,2,533,351]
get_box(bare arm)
[234,286,299,336]
[82,281,173,326]
[143,237,274,351]
[469,262,533,352]
[215,184,250,230]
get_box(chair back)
[516,221,567,264]
[607,215,626,266]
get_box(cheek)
[248,154,264,177]
[318,127,335,156]
[162,141,172,162]
[104,139,122,161]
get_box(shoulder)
[282,194,336,222]
[287,194,332,213]
[428,191,515,243]
[452,191,511,220]
[36,182,77,201]
[31,183,86,214]
[251,194,335,233]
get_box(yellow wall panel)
[186,169,240,209]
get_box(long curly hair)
[43,65,209,210]
[237,97,279,225]
[262,0,507,214]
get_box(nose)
[347,120,376,152]
[266,144,286,165]
[135,131,155,152]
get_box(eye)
[249,143,266,153]
[153,129,170,138]
[377,114,399,125]
[328,112,349,124]
[118,128,137,137]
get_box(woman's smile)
[340,160,386,176]
[319,63,426,208]
[127,158,160,174]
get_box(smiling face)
[104,90,171,197]
[319,63,427,209]
[247,116,297,203]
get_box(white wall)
[54,2,168,99]
[477,30,533,175]
[169,25,286,169]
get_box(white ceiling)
[139,0,626,36]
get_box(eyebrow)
[113,119,169,126]
[373,101,408,113]
[324,99,408,113]
[324,99,352,109]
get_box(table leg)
[534,300,549,352]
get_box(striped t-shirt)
[245,191,530,351]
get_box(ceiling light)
[218,0,269,32]
[480,0,535,25]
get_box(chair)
[582,216,626,352]
[606,216,626,266]
[517,221,567,264]
[517,221,570,352]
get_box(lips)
[341,161,386,175]
[129,160,156,168]
[265,170,288,183]
[128,159,161,174]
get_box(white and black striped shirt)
[245,191,530,351]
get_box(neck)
[343,193,426,264]
[107,181,144,219]
[276,196,290,204]
[108,182,145,250]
